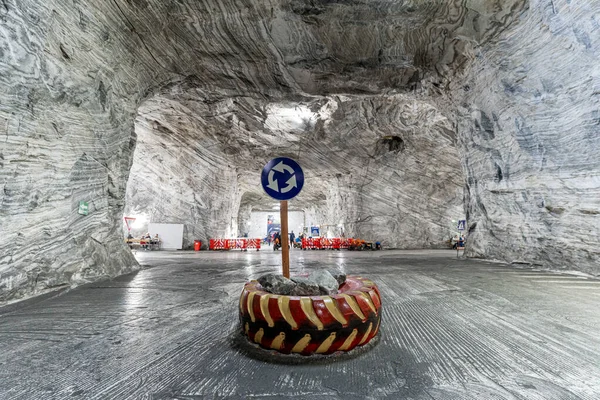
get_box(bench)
[125,239,161,250]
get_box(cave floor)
[1,250,600,399]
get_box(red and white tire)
[239,276,381,355]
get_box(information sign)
[78,201,89,216]
[261,157,304,201]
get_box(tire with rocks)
[239,276,381,355]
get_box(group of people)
[451,233,466,249]
[126,232,160,250]
[269,230,304,250]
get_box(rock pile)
[257,270,346,296]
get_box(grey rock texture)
[327,268,347,286]
[453,1,600,275]
[261,270,339,296]
[289,276,322,296]
[0,0,598,301]
[308,270,339,295]
[3,250,600,398]
[257,273,295,295]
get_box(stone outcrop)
[1,0,598,301]
[453,1,600,275]
[257,273,296,295]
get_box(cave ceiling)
[127,0,526,214]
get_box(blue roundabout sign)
[261,157,304,201]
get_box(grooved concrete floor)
[1,250,600,399]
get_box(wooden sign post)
[261,157,304,279]
[280,200,290,278]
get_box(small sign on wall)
[78,201,89,215]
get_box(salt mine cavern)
[0,0,599,398]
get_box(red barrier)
[211,237,368,251]
[321,238,333,249]
[302,237,324,250]
[246,238,261,250]
[210,238,261,251]
[209,238,228,250]
[227,239,247,250]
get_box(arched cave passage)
[123,79,465,250]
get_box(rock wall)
[456,0,600,275]
[125,94,242,248]
[0,0,288,300]
[0,0,144,300]
[3,0,597,303]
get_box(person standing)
[289,231,295,249]
[273,231,281,250]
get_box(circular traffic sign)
[261,157,304,201]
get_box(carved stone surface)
[327,269,347,286]
[257,273,295,296]
[308,270,340,295]
[1,0,599,301]
[260,270,340,296]
[452,1,600,276]
[289,276,322,296]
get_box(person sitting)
[126,232,134,249]
[458,235,465,248]
[142,232,151,250]
[451,234,459,249]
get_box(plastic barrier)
[209,238,228,250]
[209,238,261,251]
[227,239,249,250]
[246,238,261,251]
[301,237,323,250]
[332,238,341,250]
[300,238,360,250]
[321,238,333,250]
[210,237,378,251]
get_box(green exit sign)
[78,201,89,215]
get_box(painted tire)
[239,276,381,355]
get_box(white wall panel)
[148,223,184,250]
